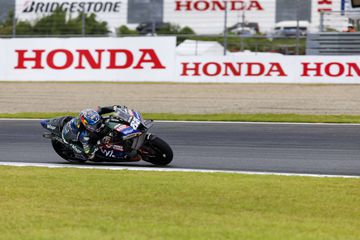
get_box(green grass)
[2,112,360,123]
[0,166,359,240]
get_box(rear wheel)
[51,140,86,164]
[140,135,173,166]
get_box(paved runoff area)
[1,82,360,114]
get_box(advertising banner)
[177,55,360,83]
[1,37,360,83]
[15,0,346,34]
[164,0,275,34]
[0,46,5,81]
[15,0,127,32]
[0,37,176,81]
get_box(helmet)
[79,109,101,132]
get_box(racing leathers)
[61,106,119,160]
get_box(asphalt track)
[1,119,360,176]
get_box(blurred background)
[0,0,359,55]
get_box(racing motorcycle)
[40,107,173,165]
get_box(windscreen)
[115,107,132,122]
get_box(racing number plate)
[130,117,141,130]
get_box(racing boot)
[127,150,142,161]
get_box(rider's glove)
[88,152,95,160]
[87,146,99,160]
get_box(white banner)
[0,37,176,81]
[0,46,5,81]
[1,37,360,83]
[15,0,127,32]
[177,55,360,83]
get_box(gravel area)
[1,82,360,115]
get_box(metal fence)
[319,10,360,32]
[307,32,360,55]
[1,1,359,56]
[0,11,307,56]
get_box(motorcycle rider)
[61,105,131,160]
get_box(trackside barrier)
[0,37,176,81]
[307,32,360,56]
[177,55,360,83]
[0,37,360,83]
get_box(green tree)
[179,26,195,35]
[33,9,108,35]
[65,17,82,34]
[79,13,109,35]
[32,8,67,35]
[116,25,138,36]
[157,23,180,35]
[0,10,15,35]
[16,21,33,35]
[156,23,195,35]
[0,8,109,36]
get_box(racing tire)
[140,135,173,166]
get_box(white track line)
[158,120,360,126]
[0,162,359,179]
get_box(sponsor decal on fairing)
[46,124,56,130]
[114,124,128,132]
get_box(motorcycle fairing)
[40,116,73,134]
[97,145,127,159]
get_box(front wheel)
[140,135,173,166]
